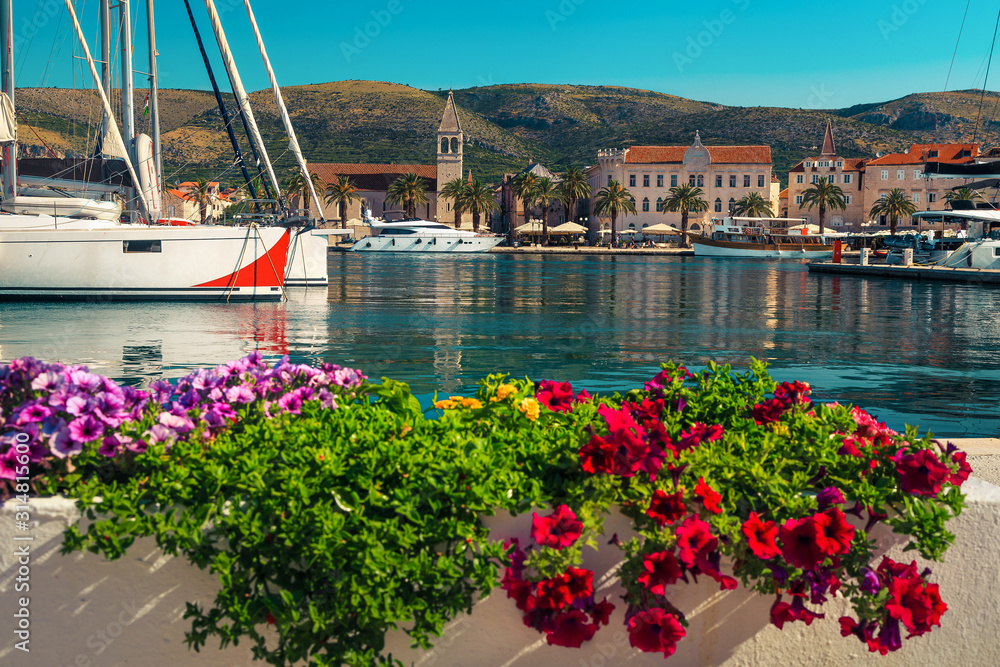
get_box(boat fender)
[366,242,371,248]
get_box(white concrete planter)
[2,478,999,666]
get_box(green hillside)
[11,82,1000,188]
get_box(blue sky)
[10,0,1000,109]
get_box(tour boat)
[691,219,836,259]
[907,209,1000,269]
[351,219,504,253]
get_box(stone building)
[585,134,779,235]
[309,91,472,227]
[786,121,868,231]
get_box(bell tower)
[436,90,464,224]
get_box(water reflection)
[2,254,999,436]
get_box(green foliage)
[39,361,967,665]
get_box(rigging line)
[15,109,60,158]
[973,8,1000,144]
[37,5,68,87]
[944,0,972,92]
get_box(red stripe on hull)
[195,229,290,288]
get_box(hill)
[10,82,1000,188]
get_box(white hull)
[693,243,834,259]
[0,224,290,301]
[934,240,1000,269]
[2,196,121,221]
[285,228,329,286]
[351,235,503,253]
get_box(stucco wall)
[2,477,998,666]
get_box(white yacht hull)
[350,235,503,253]
[285,228,329,287]
[2,196,121,221]
[0,224,290,301]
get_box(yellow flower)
[496,384,516,400]
[461,397,483,410]
[769,423,790,438]
[435,399,457,410]
[518,398,540,422]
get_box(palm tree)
[869,188,917,235]
[557,167,592,224]
[439,178,470,227]
[324,175,358,229]
[285,170,324,218]
[594,180,637,246]
[801,177,846,235]
[534,177,558,244]
[944,187,984,207]
[385,173,429,219]
[511,172,539,233]
[662,184,709,246]
[733,192,774,218]
[191,177,213,224]
[463,179,500,232]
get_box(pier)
[809,261,1000,285]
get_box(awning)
[514,221,544,234]
[550,221,588,234]
[924,161,1000,179]
[640,223,683,235]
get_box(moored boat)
[350,218,504,253]
[691,218,836,258]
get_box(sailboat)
[0,0,290,301]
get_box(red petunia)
[646,489,686,526]
[679,423,724,451]
[536,380,576,413]
[694,477,723,514]
[886,571,947,638]
[545,609,598,647]
[637,550,682,596]
[813,508,855,557]
[774,381,812,408]
[778,515,827,571]
[598,404,650,477]
[742,512,781,559]
[675,515,718,568]
[752,398,786,424]
[627,608,686,656]
[564,567,594,601]
[532,504,584,550]
[579,434,616,475]
[770,596,825,630]
[896,449,951,497]
[591,599,615,626]
[949,450,972,487]
[535,575,573,611]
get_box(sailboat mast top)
[202,0,283,202]
[147,0,162,199]
[63,0,151,221]
[120,0,135,146]
[243,0,324,219]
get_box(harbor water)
[1,253,998,437]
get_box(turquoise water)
[2,253,998,437]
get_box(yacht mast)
[63,0,151,221]
[1,0,16,202]
[120,0,135,145]
[243,0,323,218]
[146,0,162,198]
[203,0,282,203]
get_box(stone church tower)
[436,90,464,224]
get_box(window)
[758,175,765,188]
[796,174,804,184]
[729,175,737,187]
[804,161,812,168]
[928,150,939,158]
[914,170,922,180]
[795,195,803,205]
[831,216,843,227]
[697,174,704,187]
[689,174,696,186]
[897,170,905,180]
[451,137,459,153]
[642,197,650,212]
[656,197,663,212]
[818,160,830,167]
[928,193,937,203]
[643,174,650,187]
[123,240,161,253]
[961,149,971,157]
[843,174,852,184]
[714,198,722,212]
[715,174,723,187]
[670,174,677,187]
[812,175,820,184]
[629,174,636,187]
[881,169,889,180]
[657,174,663,188]
[836,160,843,168]
[844,195,852,205]
[913,193,920,204]
[441,138,449,153]
[607,175,612,186]
[743,175,751,187]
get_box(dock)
[809,261,1000,285]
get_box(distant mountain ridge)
[12,81,1000,187]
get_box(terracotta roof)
[866,143,979,166]
[779,188,789,198]
[310,163,438,192]
[624,145,771,165]
[772,174,780,183]
[177,181,220,188]
[789,157,866,172]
